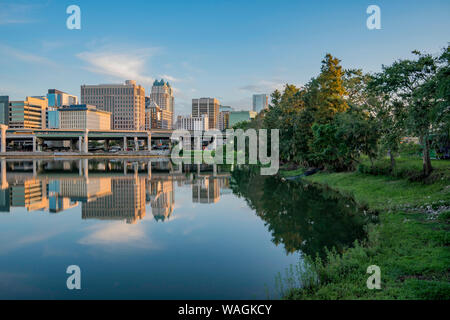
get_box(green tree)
[309,108,379,171]
[371,48,448,176]
[315,54,349,122]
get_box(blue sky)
[0,0,449,116]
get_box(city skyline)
[1,0,449,116]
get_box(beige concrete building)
[192,98,220,129]
[80,80,145,130]
[59,105,111,130]
[8,96,48,129]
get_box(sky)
[0,0,449,116]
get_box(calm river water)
[0,159,370,299]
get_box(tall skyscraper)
[80,80,145,130]
[192,98,220,129]
[252,94,269,113]
[149,79,174,129]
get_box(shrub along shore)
[277,158,450,300]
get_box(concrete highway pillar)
[123,136,127,151]
[82,130,89,153]
[213,164,217,177]
[124,161,128,175]
[0,125,7,153]
[147,134,152,151]
[0,159,8,190]
[105,139,109,151]
[78,136,82,152]
[32,136,37,152]
[79,159,82,176]
[134,136,139,151]
[33,160,37,177]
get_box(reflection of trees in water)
[230,166,374,258]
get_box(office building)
[229,110,257,128]
[47,108,60,129]
[176,114,209,131]
[9,96,48,129]
[0,96,9,125]
[252,94,269,113]
[148,80,174,129]
[192,98,220,129]
[80,80,145,130]
[59,104,111,130]
[145,101,172,130]
[218,111,229,131]
[47,89,78,107]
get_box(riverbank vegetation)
[236,44,449,299]
[276,164,449,300]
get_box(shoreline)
[278,162,449,300]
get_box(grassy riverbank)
[278,159,450,299]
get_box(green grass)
[308,171,448,210]
[279,158,450,300]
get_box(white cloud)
[76,48,159,85]
[78,221,159,249]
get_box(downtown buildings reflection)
[0,159,230,224]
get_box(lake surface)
[0,159,370,299]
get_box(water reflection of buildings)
[0,159,231,223]
[192,177,220,204]
[82,177,146,224]
[147,180,174,222]
[9,179,48,211]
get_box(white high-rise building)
[176,114,209,131]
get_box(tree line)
[236,45,449,176]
